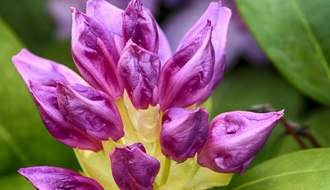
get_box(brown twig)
[279,118,307,149]
[296,125,321,148]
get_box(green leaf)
[0,174,34,190]
[226,148,330,190]
[235,0,330,106]
[0,18,79,175]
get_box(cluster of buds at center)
[13,0,283,189]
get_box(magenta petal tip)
[18,166,103,190]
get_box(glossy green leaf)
[0,18,79,175]
[235,0,330,106]
[0,174,34,190]
[226,148,330,190]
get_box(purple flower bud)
[160,107,209,162]
[71,8,123,100]
[123,0,159,54]
[158,22,215,111]
[18,166,103,190]
[29,82,103,151]
[198,110,284,174]
[118,40,160,109]
[86,0,124,38]
[177,1,231,104]
[110,143,160,190]
[12,49,124,151]
[56,82,124,141]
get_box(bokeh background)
[0,0,329,189]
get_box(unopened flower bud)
[161,107,209,162]
[71,7,123,100]
[158,22,215,111]
[110,143,160,190]
[118,40,160,109]
[198,110,284,173]
[123,0,159,53]
[56,82,124,141]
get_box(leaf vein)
[232,168,330,190]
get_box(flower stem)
[279,118,307,149]
[159,157,171,186]
[291,123,321,148]
[189,161,201,181]
[301,128,321,148]
[115,97,138,141]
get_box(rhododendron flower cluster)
[13,0,283,189]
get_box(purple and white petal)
[177,1,231,104]
[161,107,209,162]
[123,0,159,54]
[159,22,214,111]
[198,110,284,174]
[56,82,124,141]
[86,0,124,37]
[71,8,123,100]
[118,40,160,109]
[13,49,105,151]
[30,82,103,151]
[110,143,160,190]
[18,166,103,190]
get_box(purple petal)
[12,49,106,151]
[157,25,172,65]
[56,82,124,141]
[123,0,159,54]
[12,49,88,87]
[178,1,231,104]
[110,143,160,190]
[118,41,160,109]
[160,107,209,162]
[198,110,284,174]
[158,22,214,111]
[86,0,124,37]
[30,82,103,151]
[71,8,123,100]
[18,166,103,190]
